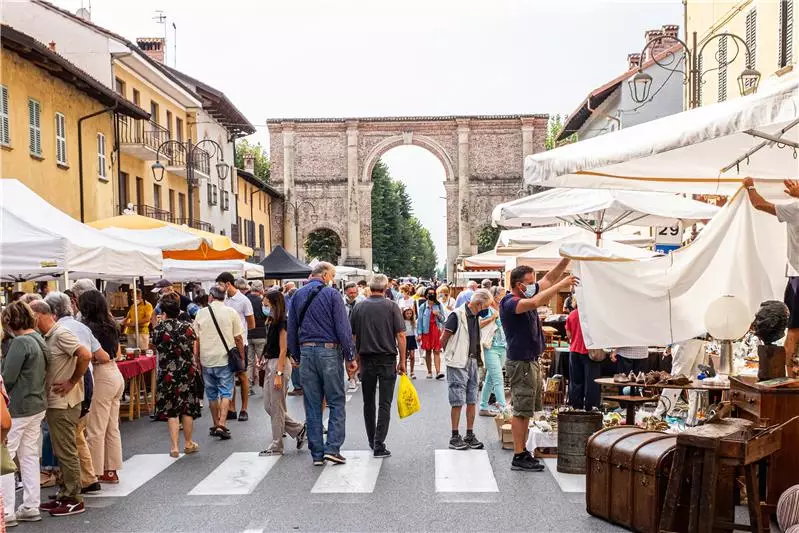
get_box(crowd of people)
[0,259,580,527]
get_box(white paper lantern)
[704,295,752,340]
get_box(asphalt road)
[15,360,626,533]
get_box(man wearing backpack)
[287,262,356,466]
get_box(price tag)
[655,223,683,245]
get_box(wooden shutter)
[718,35,728,102]
[97,133,107,178]
[55,113,67,164]
[780,0,794,68]
[0,86,9,145]
[28,99,41,155]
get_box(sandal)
[184,442,200,455]
[426,374,433,379]
[169,450,180,458]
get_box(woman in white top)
[437,285,456,319]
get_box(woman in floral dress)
[152,295,201,458]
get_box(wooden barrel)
[557,410,603,474]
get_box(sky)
[50,0,682,265]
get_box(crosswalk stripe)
[543,459,586,493]
[435,449,499,492]
[85,454,181,497]
[310,450,383,493]
[188,452,280,495]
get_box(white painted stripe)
[346,394,352,402]
[85,454,181,497]
[435,449,498,492]
[189,452,280,495]
[543,458,586,493]
[311,450,383,493]
[242,529,264,533]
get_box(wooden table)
[595,377,729,404]
[117,356,157,421]
[603,394,657,425]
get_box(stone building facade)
[267,115,548,279]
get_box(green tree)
[304,228,342,264]
[477,225,501,253]
[370,159,438,278]
[545,113,576,150]
[235,138,271,182]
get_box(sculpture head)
[753,300,790,345]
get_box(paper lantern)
[704,295,752,340]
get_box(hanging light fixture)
[151,160,165,182]
[215,160,229,181]
[737,66,762,96]
[628,70,653,104]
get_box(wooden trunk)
[586,426,680,533]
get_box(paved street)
[16,361,623,533]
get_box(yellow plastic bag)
[397,374,421,419]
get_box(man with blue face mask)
[500,261,576,472]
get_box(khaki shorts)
[506,359,542,418]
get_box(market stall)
[495,226,653,253]
[259,245,312,280]
[160,259,264,282]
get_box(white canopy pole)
[132,278,139,350]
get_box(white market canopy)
[159,259,264,282]
[492,188,719,235]
[0,179,162,281]
[308,259,371,280]
[518,231,660,271]
[524,73,799,198]
[496,226,652,251]
[99,226,209,252]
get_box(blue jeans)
[568,351,601,410]
[41,420,58,468]
[479,347,507,410]
[291,364,302,390]
[299,346,346,460]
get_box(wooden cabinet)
[730,377,799,524]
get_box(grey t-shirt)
[350,296,404,356]
[776,201,799,276]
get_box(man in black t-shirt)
[350,274,406,459]
[246,281,267,389]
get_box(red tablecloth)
[116,355,157,380]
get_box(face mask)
[427,294,436,301]
[262,306,271,317]
[523,283,537,298]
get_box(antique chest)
[586,426,681,533]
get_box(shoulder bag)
[208,305,244,373]
[297,284,325,336]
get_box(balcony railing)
[118,116,169,153]
[173,218,214,233]
[164,144,211,176]
[137,204,172,222]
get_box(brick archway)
[267,114,548,279]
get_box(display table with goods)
[117,353,157,421]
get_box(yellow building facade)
[0,25,147,222]
[687,0,796,106]
[112,62,198,224]
[236,167,281,261]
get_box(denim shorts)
[203,365,234,401]
[447,358,478,407]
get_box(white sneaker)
[347,380,358,392]
[4,513,18,527]
[16,506,42,522]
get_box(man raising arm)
[744,177,799,376]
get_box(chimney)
[48,41,57,52]
[662,24,679,40]
[642,26,679,63]
[628,53,642,70]
[244,154,255,174]
[136,37,165,63]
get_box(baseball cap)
[187,303,200,318]
[151,279,173,293]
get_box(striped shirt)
[615,346,649,360]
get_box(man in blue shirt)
[287,262,356,466]
[500,261,575,472]
[455,280,478,308]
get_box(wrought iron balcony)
[136,204,172,222]
[164,144,211,179]
[173,218,214,233]
[118,116,169,159]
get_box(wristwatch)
[276,371,284,376]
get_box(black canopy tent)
[259,245,312,280]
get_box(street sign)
[655,243,681,254]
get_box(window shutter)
[0,86,9,145]
[718,35,728,102]
[97,133,107,178]
[28,99,41,155]
[745,9,757,90]
[55,113,67,165]
[781,0,794,68]
[207,182,213,205]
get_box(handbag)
[0,397,15,475]
[588,349,608,362]
[208,304,244,373]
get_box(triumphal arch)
[267,114,548,278]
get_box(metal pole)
[186,138,194,226]
[132,278,139,349]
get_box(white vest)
[444,306,482,369]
